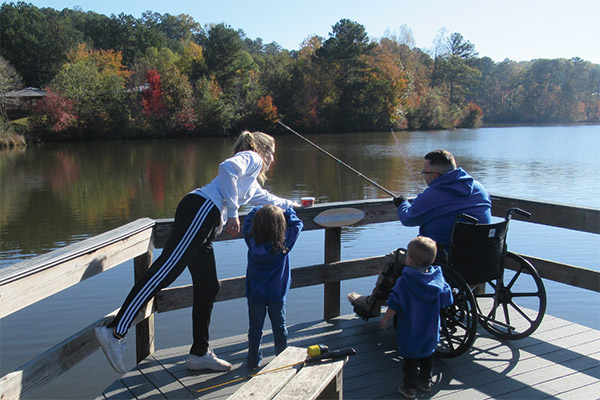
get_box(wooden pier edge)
[0,197,598,400]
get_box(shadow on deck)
[100,313,599,399]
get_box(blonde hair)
[233,130,275,184]
[407,236,437,269]
[250,205,287,254]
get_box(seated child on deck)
[243,205,303,369]
[380,236,453,399]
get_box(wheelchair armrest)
[506,208,531,220]
[455,213,479,225]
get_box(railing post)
[134,239,155,363]
[324,227,341,320]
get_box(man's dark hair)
[424,150,456,171]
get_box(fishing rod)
[196,345,355,393]
[197,359,306,393]
[277,121,397,197]
[390,128,422,193]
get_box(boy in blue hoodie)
[243,205,303,369]
[380,236,453,399]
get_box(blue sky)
[21,0,600,63]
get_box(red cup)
[301,197,315,207]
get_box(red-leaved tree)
[142,70,165,117]
[34,89,77,133]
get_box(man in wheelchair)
[348,150,492,319]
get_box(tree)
[31,89,77,135]
[200,23,244,85]
[194,76,235,135]
[316,19,372,84]
[177,41,206,80]
[142,70,166,117]
[439,33,481,104]
[43,44,130,137]
[314,19,375,131]
[141,12,201,54]
[285,36,325,131]
[0,2,83,86]
[0,56,22,92]
[362,38,409,129]
[131,47,196,135]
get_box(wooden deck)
[98,313,600,399]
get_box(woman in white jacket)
[95,131,299,374]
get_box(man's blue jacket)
[398,167,491,248]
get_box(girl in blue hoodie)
[243,205,303,369]
[380,236,453,399]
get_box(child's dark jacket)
[243,207,303,303]
[387,265,453,359]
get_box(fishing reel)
[306,344,356,363]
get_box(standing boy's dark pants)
[403,355,433,389]
[107,193,221,356]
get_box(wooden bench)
[228,346,347,400]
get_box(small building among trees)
[1,87,46,120]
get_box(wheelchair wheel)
[435,266,478,358]
[475,252,547,340]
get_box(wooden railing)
[0,195,598,399]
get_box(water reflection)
[1,125,599,266]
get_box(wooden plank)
[0,318,109,400]
[0,218,155,319]
[509,254,600,292]
[155,250,597,314]
[153,199,397,247]
[136,355,194,399]
[554,381,600,399]
[98,313,600,400]
[98,378,133,399]
[490,194,600,234]
[0,303,157,400]
[433,327,599,391]
[272,359,346,400]
[119,366,162,399]
[228,346,306,400]
[324,227,341,320]
[153,196,599,249]
[449,351,600,399]
[134,249,155,363]
[155,256,385,314]
[155,249,592,320]
[429,328,600,399]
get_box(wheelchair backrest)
[448,218,510,285]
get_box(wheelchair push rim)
[436,266,478,358]
[474,252,547,340]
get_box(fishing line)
[390,129,422,194]
[196,359,306,393]
[337,162,343,201]
[196,345,355,393]
[277,121,396,197]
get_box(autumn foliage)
[257,95,278,124]
[142,70,165,117]
[33,89,77,133]
[3,2,596,140]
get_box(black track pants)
[107,193,221,356]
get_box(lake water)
[1,125,599,399]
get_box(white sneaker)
[95,326,126,373]
[186,349,232,371]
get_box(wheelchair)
[435,208,547,358]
